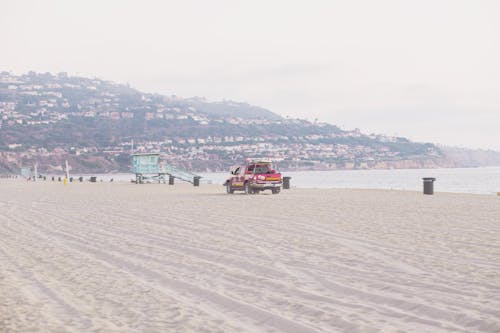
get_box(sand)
[0,179,499,332]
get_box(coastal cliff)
[1,72,499,174]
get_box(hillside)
[1,71,494,174]
[440,147,500,167]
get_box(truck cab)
[224,159,282,194]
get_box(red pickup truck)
[224,159,282,194]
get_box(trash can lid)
[422,177,436,181]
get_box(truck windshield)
[254,164,271,174]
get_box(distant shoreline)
[4,166,500,196]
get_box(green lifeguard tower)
[132,153,164,184]
[131,153,202,185]
[21,167,32,179]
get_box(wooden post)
[65,160,70,180]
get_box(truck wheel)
[272,187,281,194]
[244,182,253,194]
[226,183,234,194]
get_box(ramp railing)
[162,164,201,184]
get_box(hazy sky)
[2,0,499,150]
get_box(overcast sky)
[2,0,499,150]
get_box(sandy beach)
[0,179,499,332]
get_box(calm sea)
[91,167,500,195]
[200,167,500,195]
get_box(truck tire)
[272,187,281,194]
[244,182,253,194]
[226,183,234,194]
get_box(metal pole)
[65,160,70,180]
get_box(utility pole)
[65,160,69,180]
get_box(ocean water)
[88,167,500,195]
[199,167,500,195]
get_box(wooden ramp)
[163,164,202,184]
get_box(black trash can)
[169,175,175,185]
[282,176,291,190]
[69,177,73,182]
[58,177,61,182]
[79,176,83,182]
[423,177,436,195]
[193,176,201,187]
[90,176,97,183]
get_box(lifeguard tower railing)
[163,164,201,184]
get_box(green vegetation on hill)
[0,71,451,173]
